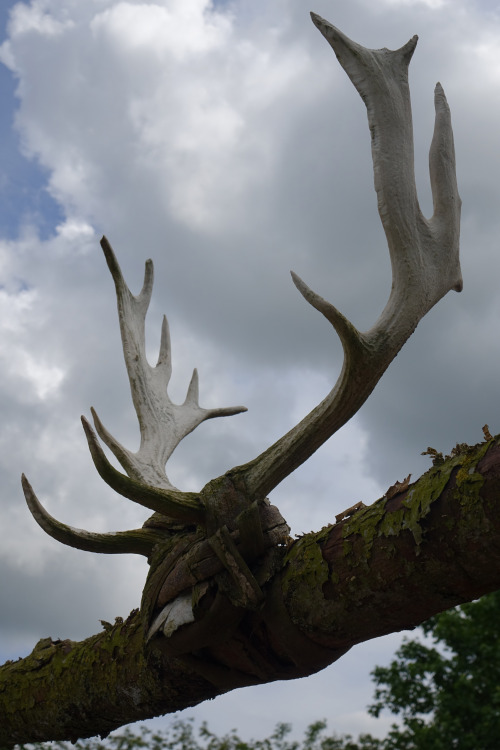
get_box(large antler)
[233,14,462,499]
[23,15,461,563]
[23,238,247,553]
[86,236,246,492]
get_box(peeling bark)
[2,437,500,746]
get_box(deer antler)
[94,237,247,491]
[23,238,247,554]
[23,16,461,569]
[232,14,462,499]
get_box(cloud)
[90,1,231,61]
[381,0,451,9]
[1,0,500,740]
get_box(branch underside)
[4,438,500,745]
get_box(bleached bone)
[21,474,164,555]
[93,236,247,491]
[234,14,462,499]
[23,237,247,551]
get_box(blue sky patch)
[0,2,65,241]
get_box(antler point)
[290,269,304,285]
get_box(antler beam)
[234,14,462,500]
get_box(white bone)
[236,15,462,499]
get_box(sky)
[1,0,500,742]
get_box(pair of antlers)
[22,13,462,556]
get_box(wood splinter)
[385,474,411,500]
[336,501,366,523]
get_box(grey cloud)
[1,0,500,739]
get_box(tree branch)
[3,436,500,746]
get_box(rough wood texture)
[2,437,500,745]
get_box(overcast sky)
[1,0,500,742]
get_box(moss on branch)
[3,437,500,746]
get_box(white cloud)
[90,0,232,61]
[0,286,66,402]
[381,0,450,8]
[8,0,75,37]
[1,0,316,233]
[14,349,65,400]
[1,0,500,741]
[55,217,95,241]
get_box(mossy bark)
[0,610,219,747]
[281,437,500,647]
[2,438,500,746]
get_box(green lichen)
[396,458,461,546]
[453,439,491,510]
[280,526,332,630]
[340,438,495,563]
[284,527,331,589]
[0,609,147,742]
[341,498,388,553]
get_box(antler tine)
[21,474,161,556]
[94,236,247,491]
[183,368,250,419]
[81,417,204,524]
[22,237,248,554]
[234,15,462,500]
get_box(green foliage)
[17,719,379,750]
[368,590,500,749]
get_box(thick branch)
[3,437,500,745]
[0,612,220,746]
[280,437,500,648]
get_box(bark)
[2,436,500,746]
